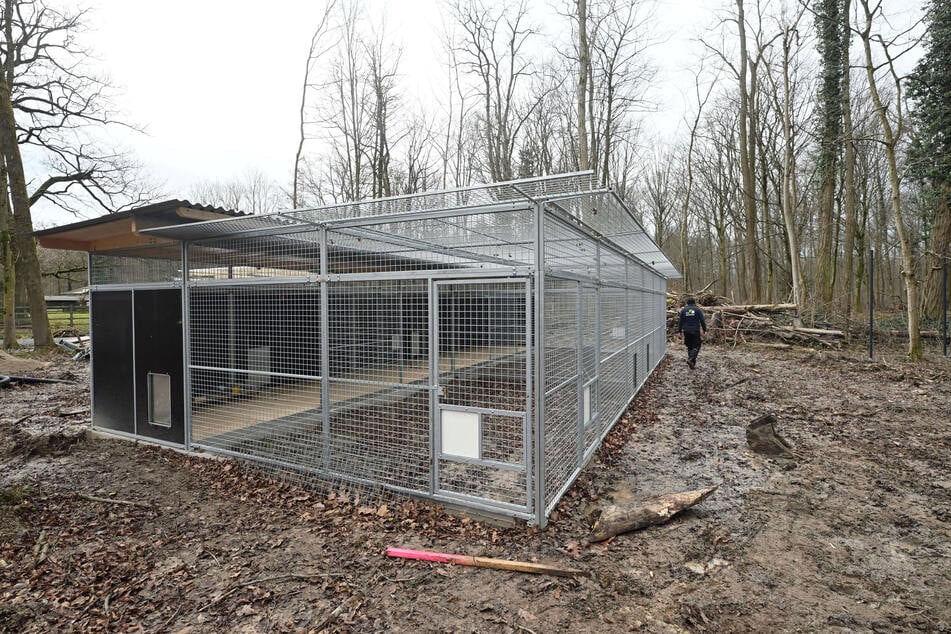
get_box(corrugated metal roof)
[34,199,246,237]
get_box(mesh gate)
[434,279,531,513]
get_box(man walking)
[677,297,707,369]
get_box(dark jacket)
[677,303,707,334]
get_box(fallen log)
[885,329,945,339]
[385,547,586,578]
[707,303,798,314]
[588,486,718,542]
[783,326,844,337]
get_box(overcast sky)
[31,0,919,227]
[28,0,729,227]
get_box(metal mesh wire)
[551,192,680,278]
[436,281,529,509]
[189,284,322,458]
[328,280,424,382]
[188,233,322,280]
[543,216,599,278]
[540,217,670,509]
[83,174,675,525]
[543,278,580,504]
[326,210,535,273]
[290,171,595,223]
[90,246,182,285]
[328,384,431,493]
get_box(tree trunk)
[736,0,761,303]
[860,0,921,359]
[0,157,17,349]
[589,487,718,542]
[921,189,951,319]
[779,28,803,309]
[0,76,50,348]
[576,0,589,172]
[841,83,858,318]
[815,0,847,309]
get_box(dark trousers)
[684,332,702,362]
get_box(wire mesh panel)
[599,287,628,427]
[90,246,182,285]
[291,172,594,223]
[327,209,535,274]
[544,215,598,279]
[580,285,600,454]
[600,249,627,286]
[435,280,530,511]
[189,233,322,280]
[327,384,431,492]
[189,284,323,464]
[327,279,431,493]
[543,278,580,509]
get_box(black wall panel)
[91,291,135,434]
[133,289,185,445]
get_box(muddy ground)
[1,342,949,633]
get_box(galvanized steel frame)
[88,173,672,528]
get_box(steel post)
[533,202,547,528]
[319,227,331,471]
[182,242,192,450]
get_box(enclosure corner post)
[533,201,547,528]
[319,227,331,471]
[87,252,96,429]
[182,241,192,450]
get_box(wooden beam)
[176,206,235,221]
[86,233,176,252]
[36,235,94,251]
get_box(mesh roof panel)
[141,172,679,278]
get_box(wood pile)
[667,299,845,348]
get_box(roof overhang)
[35,200,245,254]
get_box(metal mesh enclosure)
[88,172,675,527]
[90,245,183,285]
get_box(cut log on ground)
[706,303,798,314]
[783,326,844,337]
[746,414,795,459]
[885,329,945,339]
[588,486,718,542]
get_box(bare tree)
[451,0,538,182]
[736,0,763,303]
[189,170,285,214]
[642,149,676,250]
[366,29,400,199]
[761,0,809,309]
[0,160,14,348]
[576,0,590,171]
[1,0,48,348]
[588,0,656,187]
[293,1,337,209]
[857,0,923,358]
[1,0,158,347]
[679,62,717,290]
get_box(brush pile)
[667,295,845,348]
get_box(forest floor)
[1,341,949,633]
